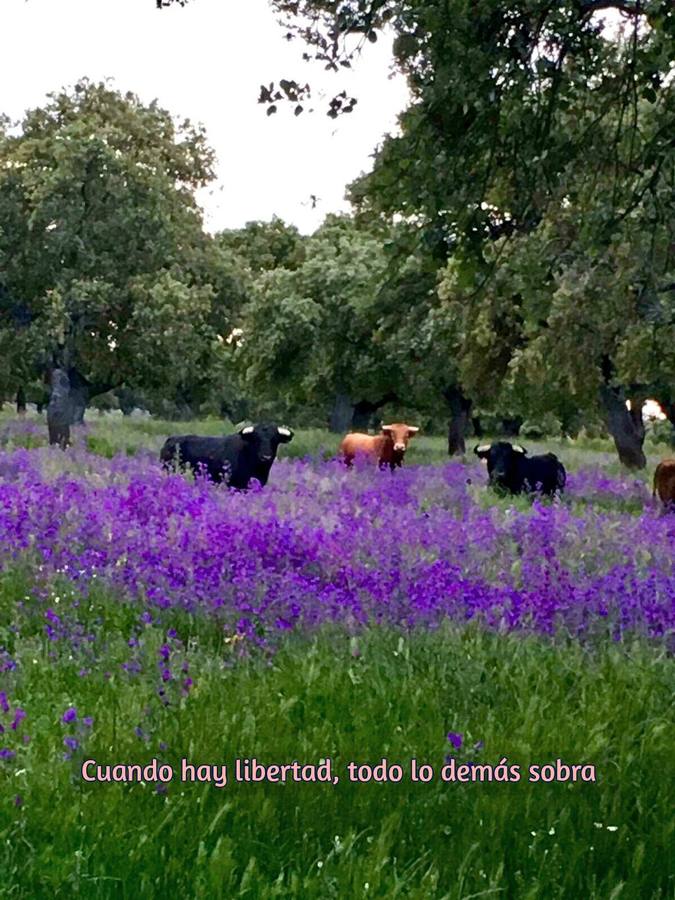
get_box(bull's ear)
[240,425,255,438]
[407,427,420,434]
[474,443,491,458]
[512,444,527,454]
[277,426,294,442]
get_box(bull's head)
[240,423,294,464]
[382,423,420,454]
[474,442,526,488]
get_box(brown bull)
[653,458,675,509]
[340,423,420,470]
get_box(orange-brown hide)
[340,423,419,470]
[653,459,675,506]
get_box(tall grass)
[1,588,672,898]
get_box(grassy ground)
[1,579,672,899]
[1,407,673,476]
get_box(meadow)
[0,412,673,898]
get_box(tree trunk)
[471,416,483,438]
[600,386,646,469]
[70,387,87,424]
[351,391,398,431]
[67,368,100,425]
[47,369,72,449]
[501,416,522,436]
[352,401,375,431]
[116,387,137,416]
[16,386,26,416]
[45,367,114,442]
[443,385,472,456]
[329,393,353,433]
[171,385,198,421]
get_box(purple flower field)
[0,446,672,644]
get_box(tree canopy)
[0,80,247,419]
[234,215,399,425]
[3,3,674,465]
[264,0,675,464]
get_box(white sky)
[0,0,410,234]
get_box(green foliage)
[364,225,457,417]
[646,417,675,447]
[520,413,563,440]
[0,79,247,402]
[238,214,398,409]
[217,216,306,274]
[271,0,675,442]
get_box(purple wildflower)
[62,707,77,724]
[10,709,26,730]
[447,732,463,750]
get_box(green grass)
[1,569,673,899]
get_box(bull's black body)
[474,441,566,498]
[160,422,293,489]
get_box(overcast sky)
[0,0,410,234]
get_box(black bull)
[474,442,566,497]
[160,423,294,489]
